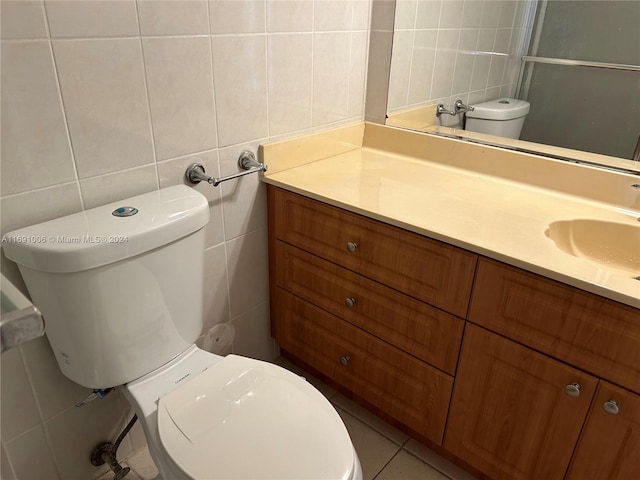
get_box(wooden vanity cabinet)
[565,381,640,480]
[268,186,474,445]
[444,324,598,480]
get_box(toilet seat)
[157,355,355,480]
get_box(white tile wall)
[0,1,371,478]
[388,0,537,124]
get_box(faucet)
[454,99,475,114]
[436,99,475,117]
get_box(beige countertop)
[261,122,640,309]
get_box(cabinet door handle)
[346,242,358,252]
[564,383,581,397]
[344,297,356,308]
[603,399,619,415]
[339,355,351,366]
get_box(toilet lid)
[157,355,355,480]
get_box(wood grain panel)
[274,288,453,445]
[468,258,640,393]
[275,241,464,374]
[567,382,640,480]
[444,324,597,480]
[269,186,477,317]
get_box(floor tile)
[124,447,158,480]
[375,450,450,480]
[404,439,479,480]
[272,356,337,399]
[335,407,401,480]
[331,394,409,446]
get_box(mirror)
[380,0,640,171]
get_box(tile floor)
[99,357,478,480]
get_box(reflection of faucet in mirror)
[375,0,640,170]
[436,100,475,117]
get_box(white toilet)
[464,98,530,139]
[3,186,362,480]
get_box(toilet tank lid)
[466,98,530,120]
[2,186,209,273]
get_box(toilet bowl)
[123,346,362,480]
[3,186,362,480]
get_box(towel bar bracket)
[186,151,267,187]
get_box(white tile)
[335,407,400,480]
[1,41,76,196]
[452,51,475,95]
[209,0,266,34]
[202,243,231,331]
[404,438,480,480]
[352,0,371,30]
[0,183,83,235]
[430,29,459,99]
[219,142,268,240]
[498,0,517,28]
[331,394,409,446]
[408,29,437,105]
[80,165,158,209]
[377,450,450,480]
[461,0,484,28]
[313,32,350,126]
[387,30,413,110]
[45,0,139,38]
[267,33,312,136]
[225,227,269,318]
[19,337,92,421]
[470,54,491,91]
[157,150,224,248]
[266,0,313,33]
[1,442,15,480]
[53,38,154,178]
[0,347,41,441]
[4,426,60,480]
[314,0,353,31]
[211,35,268,147]
[1,0,47,39]
[487,55,506,87]
[415,0,442,29]
[137,0,209,35]
[231,300,275,361]
[439,0,464,28]
[481,0,502,28]
[394,0,418,30]
[494,28,512,53]
[143,36,217,160]
[348,31,369,118]
[124,447,158,480]
[44,391,132,480]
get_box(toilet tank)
[465,98,530,139]
[2,186,210,389]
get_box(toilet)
[464,98,530,139]
[3,185,363,480]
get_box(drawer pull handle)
[339,355,351,366]
[603,399,619,415]
[346,242,358,252]
[564,383,581,397]
[344,297,356,308]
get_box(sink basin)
[546,219,640,276]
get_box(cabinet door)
[566,382,640,480]
[444,325,598,480]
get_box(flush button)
[112,206,138,217]
[498,100,510,104]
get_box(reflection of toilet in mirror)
[465,98,530,139]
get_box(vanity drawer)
[275,241,463,375]
[468,258,640,393]
[274,288,453,445]
[269,186,477,317]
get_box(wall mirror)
[377,0,640,172]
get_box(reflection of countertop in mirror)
[260,122,640,308]
[386,104,640,173]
